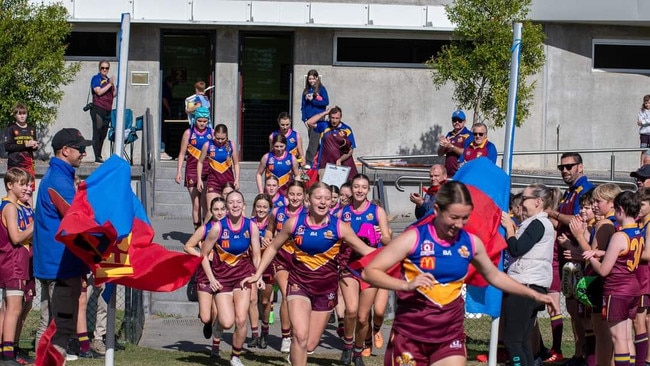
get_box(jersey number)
[627,237,644,271]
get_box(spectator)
[631,165,650,189]
[409,164,448,219]
[545,152,594,364]
[4,103,38,187]
[301,70,329,167]
[34,128,92,359]
[438,110,472,177]
[306,106,358,178]
[89,61,116,163]
[637,95,650,166]
[458,122,497,165]
[185,80,211,127]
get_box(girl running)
[256,134,301,196]
[197,124,240,212]
[265,176,287,209]
[269,112,304,163]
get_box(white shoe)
[287,354,292,365]
[66,353,79,361]
[281,337,291,353]
[160,151,173,161]
[230,356,245,366]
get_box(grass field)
[19,314,577,365]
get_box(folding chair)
[109,109,140,165]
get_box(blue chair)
[109,109,140,165]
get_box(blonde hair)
[592,183,622,202]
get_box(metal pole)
[105,12,131,366]
[491,21,522,366]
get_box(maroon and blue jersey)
[444,126,472,176]
[458,139,497,164]
[0,199,30,283]
[186,126,213,176]
[603,223,643,296]
[252,216,269,245]
[392,223,475,342]
[271,205,304,270]
[211,217,255,283]
[271,193,286,209]
[340,201,381,247]
[270,129,300,157]
[196,220,217,284]
[265,152,294,191]
[288,212,343,295]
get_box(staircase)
[153,161,260,218]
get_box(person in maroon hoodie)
[89,60,116,163]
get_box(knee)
[261,297,270,307]
[293,332,308,348]
[235,314,247,329]
[199,313,211,325]
[345,308,358,320]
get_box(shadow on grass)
[161,230,192,244]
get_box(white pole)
[105,12,131,366]
[490,21,523,366]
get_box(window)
[592,39,650,73]
[65,31,118,59]
[334,35,451,67]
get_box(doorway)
[160,31,215,159]
[239,32,293,161]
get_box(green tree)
[427,0,545,127]
[0,0,79,129]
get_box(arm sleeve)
[506,219,545,257]
[90,75,101,90]
[487,143,498,163]
[4,126,25,153]
[313,86,329,107]
[414,205,426,219]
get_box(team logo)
[207,134,213,139]
[365,213,374,221]
[396,352,416,366]
[244,231,250,239]
[449,339,463,349]
[343,212,352,221]
[327,292,335,300]
[269,164,275,171]
[13,130,18,136]
[289,137,296,144]
[290,283,300,292]
[277,213,286,222]
[285,160,291,165]
[269,157,276,164]
[296,225,306,236]
[458,245,470,258]
[222,230,230,239]
[324,230,334,240]
[420,240,434,256]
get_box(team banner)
[56,156,202,291]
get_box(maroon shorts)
[3,278,26,292]
[24,277,36,302]
[197,280,215,294]
[271,248,293,275]
[385,329,466,366]
[206,169,234,196]
[603,295,639,322]
[286,282,337,312]
[641,134,650,148]
[640,294,650,310]
[185,174,208,188]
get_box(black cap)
[52,128,92,151]
[630,165,650,179]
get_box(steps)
[153,161,260,218]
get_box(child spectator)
[0,168,34,365]
[637,95,650,166]
[185,80,211,127]
[4,103,38,192]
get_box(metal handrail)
[359,147,646,180]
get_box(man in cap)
[438,110,472,177]
[631,165,650,189]
[34,128,92,357]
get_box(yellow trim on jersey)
[293,241,341,270]
[187,145,202,159]
[402,259,465,307]
[209,158,233,173]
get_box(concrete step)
[149,300,199,318]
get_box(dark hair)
[435,181,473,212]
[222,181,236,194]
[614,191,640,218]
[225,190,245,204]
[560,152,583,165]
[308,181,332,196]
[303,69,322,96]
[194,80,206,92]
[643,94,650,110]
[510,192,522,211]
[579,188,594,207]
[351,173,370,185]
[638,187,650,204]
[252,194,273,216]
[210,196,226,209]
[340,182,352,191]
[271,133,287,146]
[214,124,231,154]
[330,185,340,195]
[277,112,291,122]
[265,175,279,184]
[329,106,342,117]
[286,180,306,193]
[98,60,110,69]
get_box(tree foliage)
[0,0,79,129]
[427,0,545,127]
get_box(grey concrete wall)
[215,28,240,144]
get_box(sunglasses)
[473,132,485,137]
[557,163,579,171]
[452,118,463,123]
[521,195,538,201]
[100,66,110,70]
[67,145,86,154]
[637,177,647,183]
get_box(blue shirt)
[33,158,86,279]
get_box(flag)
[56,156,202,292]
[35,320,64,366]
[453,157,510,317]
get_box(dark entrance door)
[239,32,293,161]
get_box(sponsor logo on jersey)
[458,245,470,258]
[324,230,334,240]
[420,256,435,270]
[243,230,250,239]
[450,339,463,349]
[366,213,374,221]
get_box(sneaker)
[544,350,563,363]
[374,331,384,349]
[65,354,79,361]
[259,334,268,349]
[210,349,220,360]
[203,322,212,339]
[79,349,104,359]
[67,337,80,356]
[247,336,259,348]
[95,158,104,164]
[476,354,489,363]
[230,356,244,366]
[160,152,173,161]
[15,354,35,365]
[361,346,371,357]
[212,321,223,339]
[281,337,291,353]
[328,312,336,324]
[353,356,366,366]
[91,338,107,355]
[340,349,352,365]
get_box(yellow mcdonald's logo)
[420,256,435,270]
